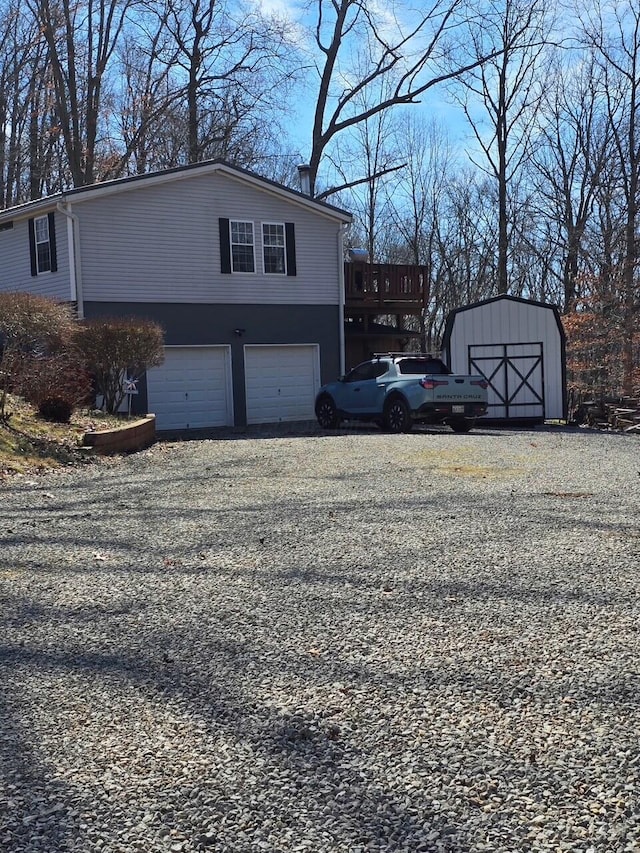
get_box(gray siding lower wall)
[84,302,340,426]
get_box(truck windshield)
[397,358,450,375]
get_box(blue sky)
[257,0,488,170]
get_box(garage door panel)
[244,345,320,424]
[147,346,233,430]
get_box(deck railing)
[344,262,429,305]
[344,262,430,306]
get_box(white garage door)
[244,344,320,424]
[146,346,233,430]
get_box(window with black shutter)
[220,217,297,276]
[28,212,57,275]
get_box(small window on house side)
[230,220,255,273]
[35,216,52,273]
[262,223,286,274]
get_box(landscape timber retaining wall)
[83,415,156,455]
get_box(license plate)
[452,405,465,414]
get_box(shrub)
[20,352,92,412]
[564,296,640,399]
[75,317,164,414]
[0,292,77,420]
[38,396,74,423]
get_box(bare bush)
[0,293,77,420]
[20,352,92,413]
[76,317,164,414]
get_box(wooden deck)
[344,262,429,310]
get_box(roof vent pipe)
[297,164,311,196]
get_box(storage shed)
[442,295,567,423]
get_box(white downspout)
[56,202,84,319]
[338,224,346,375]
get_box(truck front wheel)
[384,397,412,433]
[315,395,340,429]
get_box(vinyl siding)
[75,172,342,305]
[447,299,565,420]
[0,213,71,301]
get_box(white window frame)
[229,219,255,274]
[34,215,52,273]
[261,221,287,275]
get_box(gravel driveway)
[1,424,639,853]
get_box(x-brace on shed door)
[469,342,545,420]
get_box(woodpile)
[568,389,640,432]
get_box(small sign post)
[124,377,138,417]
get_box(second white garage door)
[244,344,320,424]
[147,346,233,430]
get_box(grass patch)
[0,394,125,480]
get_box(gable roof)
[446,293,561,314]
[0,159,352,224]
[442,294,566,349]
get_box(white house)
[0,160,352,429]
[442,295,567,423]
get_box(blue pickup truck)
[315,354,489,433]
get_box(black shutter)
[28,219,37,276]
[219,217,231,273]
[48,212,57,272]
[285,222,296,276]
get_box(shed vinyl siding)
[77,172,342,305]
[0,212,71,301]
[446,297,565,421]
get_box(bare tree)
[579,0,640,394]
[305,0,516,200]
[385,115,452,265]
[114,21,176,175]
[436,172,498,305]
[530,54,612,311]
[381,116,454,349]
[585,155,626,292]
[148,0,294,165]
[25,0,136,187]
[453,0,550,294]
[0,0,49,205]
[388,168,498,347]
[332,76,403,261]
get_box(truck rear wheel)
[384,397,412,433]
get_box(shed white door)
[470,342,544,419]
[146,346,233,430]
[244,344,320,424]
